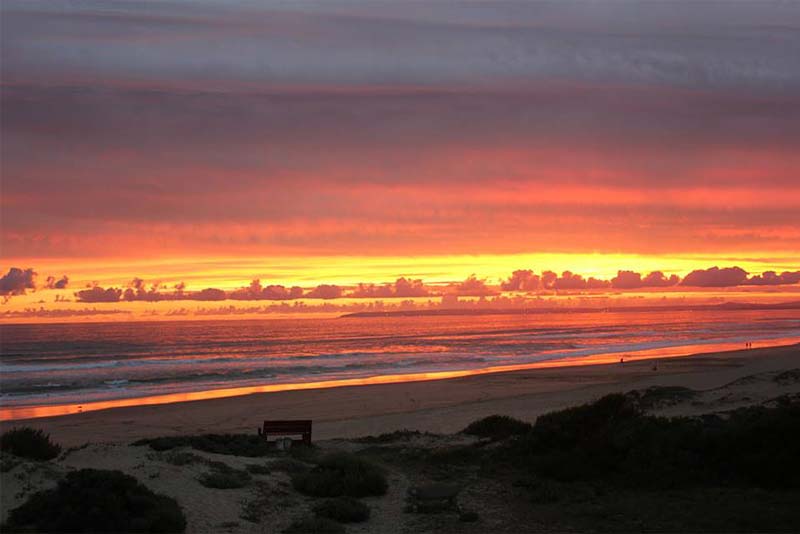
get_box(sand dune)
[3,344,799,532]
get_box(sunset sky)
[2,1,799,320]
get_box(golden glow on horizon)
[2,251,799,323]
[7,251,799,288]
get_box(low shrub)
[132,434,273,457]
[1,468,186,532]
[313,496,370,523]
[501,393,800,489]
[462,415,532,440]
[288,444,319,463]
[0,427,62,461]
[1,453,21,472]
[163,451,203,466]
[270,458,310,474]
[459,510,480,522]
[245,463,271,475]
[354,429,435,444]
[284,516,345,534]
[292,452,388,497]
[198,464,252,489]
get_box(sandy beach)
[3,343,798,447]
[3,343,800,533]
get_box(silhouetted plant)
[245,463,271,475]
[198,463,252,489]
[501,393,800,488]
[313,496,371,523]
[354,429,437,443]
[270,458,310,474]
[132,433,273,457]
[462,415,532,440]
[162,451,203,466]
[284,516,344,533]
[2,468,186,532]
[0,427,61,461]
[292,452,387,497]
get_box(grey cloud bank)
[3,1,799,92]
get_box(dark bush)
[162,451,203,466]
[1,427,61,461]
[284,516,344,533]
[292,452,388,497]
[132,434,273,457]
[313,496,370,523]
[459,510,480,522]
[501,393,800,489]
[245,463,271,475]
[1,453,21,472]
[198,463,252,489]
[462,415,532,440]
[270,458,311,474]
[288,444,319,463]
[1,468,186,532]
[354,429,435,443]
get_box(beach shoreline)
[2,342,798,447]
[3,334,798,422]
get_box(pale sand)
[2,344,799,533]
[2,343,798,447]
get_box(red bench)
[258,420,312,446]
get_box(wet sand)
[2,343,798,447]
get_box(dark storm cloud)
[642,271,681,288]
[305,284,344,299]
[74,285,123,302]
[681,266,749,287]
[682,266,800,287]
[548,271,610,290]
[552,271,588,290]
[66,264,800,305]
[0,267,37,300]
[44,275,69,289]
[611,270,680,289]
[450,275,498,297]
[350,277,429,298]
[228,280,304,301]
[194,288,227,301]
[744,271,800,286]
[500,269,540,291]
[540,271,558,290]
[4,1,799,92]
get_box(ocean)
[2,308,799,420]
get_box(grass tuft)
[292,452,388,497]
[313,496,371,523]
[245,463,272,475]
[1,427,62,461]
[284,516,345,533]
[132,433,273,457]
[462,415,532,440]
[198,462,252,489]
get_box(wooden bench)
[257,420,312,446]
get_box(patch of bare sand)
[650,367,800,417]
